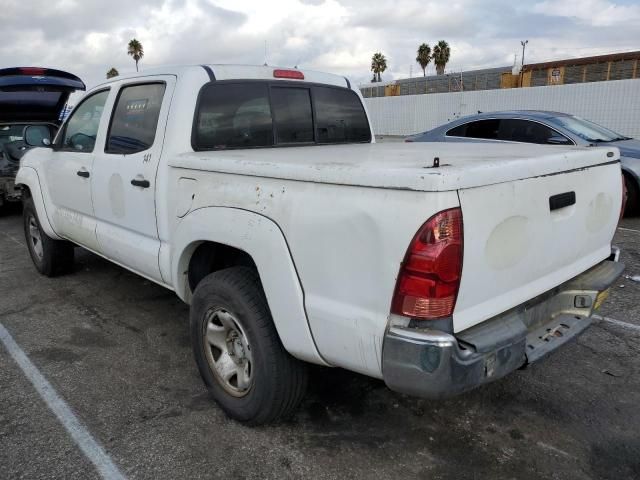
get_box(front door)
[91,77,175,284]
[43,89,111,251]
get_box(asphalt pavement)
[1,208,639,480]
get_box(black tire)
[190,266,308,425]
[23,197,74,276]
[624,174,639,217]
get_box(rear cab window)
[193,81,370,151]
[271,87,314,144]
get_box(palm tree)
[106,67,119,79]
[127,38,144,72]
[432,40,450,75]
[416,43,431,77]
[371,52,387,83]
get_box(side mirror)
[23,125,53,148]
[547,135,570,145]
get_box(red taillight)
[391,208,463,319]
[19,67,46,76]
[273,69,304,80]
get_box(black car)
[0,67,85,209]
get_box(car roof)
[461,110,572,120]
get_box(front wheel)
[23,197,74,276]
[190,267,308,425]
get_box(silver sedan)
[406,110,640,214]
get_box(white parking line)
[0,322,126,480]
[593,315,640,332]
[0,231,25,247]
[618,227,640,234]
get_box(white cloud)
[0,0,637,94]
[532,0,640,27]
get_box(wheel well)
[187,241,257,292]
[623,170,639,190]
[18,184,31,199]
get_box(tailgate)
[453,158,621,332]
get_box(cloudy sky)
[1,0,639,97]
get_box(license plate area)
[525,314,592,364]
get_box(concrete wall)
[364,78,640,138]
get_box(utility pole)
[263,40,268,66]
[520,40,528,87]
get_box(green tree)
[106,67,119,79]
[432,40,451,75]
[371,52,387,83]
[127,38,144,72]
[416,43,431,77]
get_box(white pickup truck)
[16,65,624,425]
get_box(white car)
[16,65,624,425]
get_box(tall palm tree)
[106,67,119,79]
[371,52,387,83]
[127,38,144,72]
[416,43,431,77]
[432,40,450,75]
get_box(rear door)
[91,76,175,284]
[453,159,622,332]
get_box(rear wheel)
[23,197,74,276]
[190,267,308,425]
[624,175,639,217]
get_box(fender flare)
[171,206,327,366]
[14,167,62,240]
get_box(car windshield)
[551,116,630,143]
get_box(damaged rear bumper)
[381,256,625,399]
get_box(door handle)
[76,170,90,178]
[131,178,150,188]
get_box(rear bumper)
[382,257,624,399]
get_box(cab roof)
[94,64,352,90]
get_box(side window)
[446,120,500,139]
[446,123,467,137]
[61,90,109,152]
[497,119,572,145]
[194,83,273,150]
[271,87,314,144]
[106,83,166,154]
[314,86,371,144]
[464,119,500,140]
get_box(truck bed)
[170,142,619,192]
